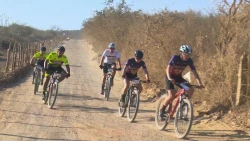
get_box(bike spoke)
[174,99,193,139]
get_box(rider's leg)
[32,67,36,84]
[101,64,108,94]
[187,87,194,98]
[110,64,116,86]
[120,78,130,103]
[160,77,176,116]
[138,83,143,94]
[40,65,45,85]
[100,73,106,94]
[58,69,67,82]
[42,75,50,99]
[111,64,116,78]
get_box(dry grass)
[82,0,250,112]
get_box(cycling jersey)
[102,49,120,64]
[33,52,49,66]
[46,52,69,66]
[33,52,49,60]
[168,55,196,77]
[125,58,147,75]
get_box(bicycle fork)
[178,96,188,119]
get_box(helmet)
[134,50,143,59]
[179,45,192,54]
[57,45,65,52]
[108,43,115,49]
[40,46,46,51]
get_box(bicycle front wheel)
[174,98,193,139]
[33,71,41,94]
[155,94,170,130]
[127,87,140,122]
[105,76,111,101]
[48,81,59,109]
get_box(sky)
[0,0,222,30]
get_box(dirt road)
[0,40,249,141]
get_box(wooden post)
[247,54,250,97]
[236,52,245,106]
[11,43,16,72]
[20,43,23,66]
[5,43,11,73]
[13,43,18,70]
[25,43,28,64]
[18,43,21,68]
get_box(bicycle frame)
[169,89,186,118]
[124,78,141,106]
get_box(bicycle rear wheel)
[127,88,140,122]
[155,94,170,130]
[174,98,193,139]
[33,71,41,94]
[105,76,111,101]
[48,81,59,109]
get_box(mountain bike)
[155,82,200,139]
[43,71,61,109]
[33,65,43,95]
[104,68,120,101]
[118,77,148,122]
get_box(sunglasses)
[136,57,142,60]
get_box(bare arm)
[166,65,171,80]
[143,68,150,81]
[30,57,35,65]
[191,69,203,85]
[116,58,121,68]
[65,65,70,74]
[99,56,105,66]
[44,60,48,69]
[122,66,127,76]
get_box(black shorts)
[36,60,45,67]
[45,65,65,76]
[103,63,116,73]
[124,73,137,81]
[165,76,191,90]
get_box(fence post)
[13,43,18,70]
[5,43,11,73]
[11,43,16,72]
[18,43,21,68]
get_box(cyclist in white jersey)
[99,43,122,95]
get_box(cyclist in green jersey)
[30,46,49,85]
[42,45,70,100]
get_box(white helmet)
[180,45,192,54]
[108,43,115,49]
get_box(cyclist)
[99,43,121,95]
[29,46,49,85]
[159,45,204,118]
[119,50,150,107]
[42,45,70,100]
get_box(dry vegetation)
[0,17,65,86]
[82,0,250,129]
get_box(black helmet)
[134,50,143,59]
[40,46,46,51]
[57,45,65,52]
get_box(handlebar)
[175,82,203,89]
